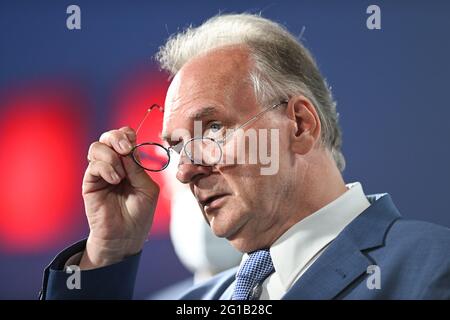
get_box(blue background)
[1,0,449,299]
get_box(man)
[41,13,450,299]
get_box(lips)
[198,193,230,208]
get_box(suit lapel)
[282,194,401,300]
[205,267,237,300]
[282,234,371,299]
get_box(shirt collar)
[268,182,370,291]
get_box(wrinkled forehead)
[161,47,255,140]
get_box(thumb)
[122,154,158,191]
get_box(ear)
[286,96,321,155]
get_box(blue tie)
[231,249,275,300]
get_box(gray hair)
[156,13,345,171]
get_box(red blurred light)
[0,84,87,252]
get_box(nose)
[176,153,213,184]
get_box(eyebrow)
[160,105,219,142]
[188,106,218,120]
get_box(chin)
[226,221,272,253]
[209,219,262,253]
[209,219,238,238]
[209,211,248,240]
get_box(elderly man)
[41,14,450,300]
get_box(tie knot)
[232,249,275,300]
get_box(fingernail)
[111,172,121,183]
[119,140,132,152]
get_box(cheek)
[224,167,262,195]
[232,173,275,209]
[250,173,292,217]
[218,142,292,210]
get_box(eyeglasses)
[130,100,288,172]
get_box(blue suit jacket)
[40,194,450,299]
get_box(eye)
[204,121,224,139]
[209,122,223,132]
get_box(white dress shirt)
[223,182,370,300]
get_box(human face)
[161,47,297,252]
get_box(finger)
[85,160,122,185]
[99,130,134,155]
[118,126,137,144]
[122,152,159,192]
[87,142,126,178]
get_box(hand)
[80,127,159,269]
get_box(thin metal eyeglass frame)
[130,104,171,172]
[130,100,289,171]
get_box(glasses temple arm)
[135,104,164,135]
[221,100,288,142]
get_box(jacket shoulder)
[387,218,450,248]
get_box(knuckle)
[99,129,128,145]
[88,141,101,154]
[109,131,132,153]
[120,126,137,139]
[94,160,111,174]
[109,130,124,140]
[120,126,134,134]
[86,159,97,172]
[116,131,130,143]
[88,141,105,160]
[104,150,120,166]
[105,130,128,150]
[99,131,112,143]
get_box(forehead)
[161,46,257,139]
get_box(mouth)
[199,193,230,211]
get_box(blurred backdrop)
[1,0,449,299]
